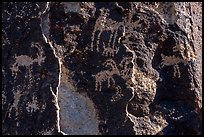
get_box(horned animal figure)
[94,59,120,91]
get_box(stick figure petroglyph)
[90,8,109,52]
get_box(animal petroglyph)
[94,59,120,91]
[10,42,45,76]
[90,8,125,53]
[94,57,135,92]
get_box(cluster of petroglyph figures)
[89,7,135,92]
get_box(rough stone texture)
[2,2,202,135]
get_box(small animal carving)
[11,42,45,76]
[94,57,134,91]
[93,59,120,91]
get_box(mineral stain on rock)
[58,85,100,135]
[2,2,202,135]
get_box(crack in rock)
[40,2,100,135]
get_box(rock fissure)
[2,2,202,135]
[40,2,65,134]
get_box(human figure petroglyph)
[110,86,123,102]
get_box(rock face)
[2,2,202,135]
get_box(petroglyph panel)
[2,2,202,135]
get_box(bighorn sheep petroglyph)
[94,59,120,91]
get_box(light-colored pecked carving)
[93,59,120,91]
[90,8,125,53]
[173,64,181,78]
[10,42,45,76]
[90,8,109,52]
[120,57,133,79]
[8,90,23,118]
[102,42,119,57]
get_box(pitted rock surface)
[2,2,202,135]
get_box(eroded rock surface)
[2,2,202,135]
